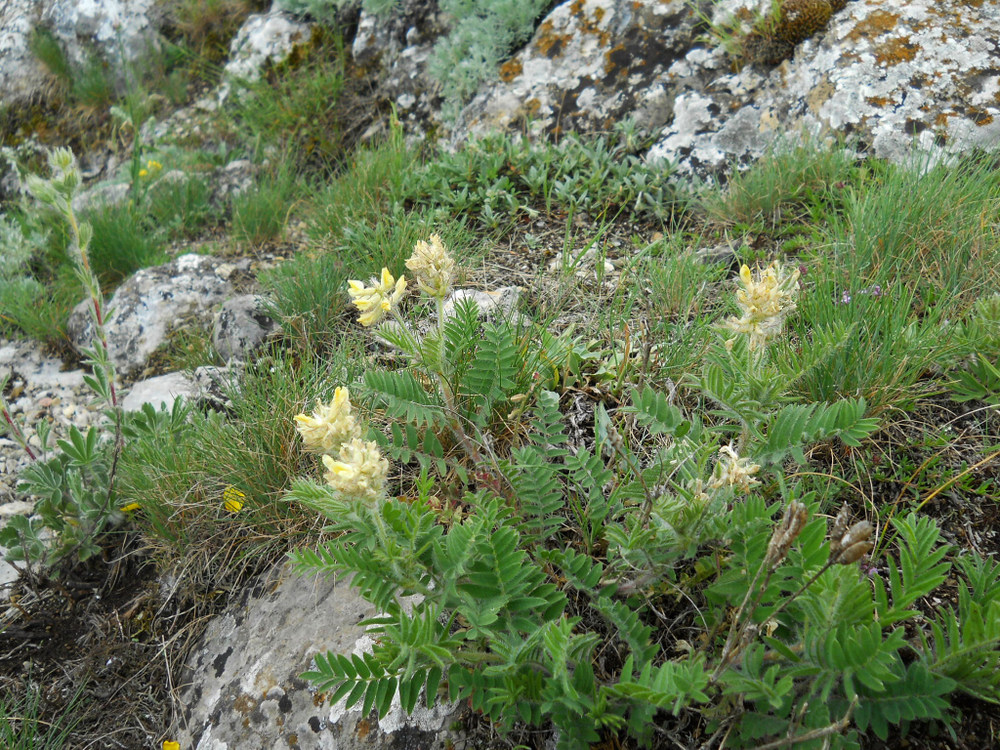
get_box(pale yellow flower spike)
[725,260,800,350]
[708,443,761,493]
[294,387,361,454]
[406,234,455,299]
[347,269,407,327]
[322,438,388,502]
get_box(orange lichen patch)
[356,718,372,739]
[604,44,628,76]
[970,108,995,125]
[594,6,605,21]
[845,9,900,43]
[535,21,572,57]
[874,36,919,66]
[866,96,893,108]
[499,58,523,82]
[934,112,952,128]
[525,98,542,116]
[233,694,257,714]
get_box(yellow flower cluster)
[138,159,163,178]
[294,387,387,502]
[294,387,360,453]
[405,234,455,299]
[708,443,761,493]
[347,269,407,327]
[725,261,800,350]
[322,438,388,501]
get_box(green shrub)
[145,173,215,239]
[428,0,552,119]
[699,137,859,228]
[406,125,682,227]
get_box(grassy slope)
[2,18,999,750]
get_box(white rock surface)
[66,253,241,377]
[173,563,464,750]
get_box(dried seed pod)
[833,521,874,564]
[605,419,625,454]
[840,520,873,549]
[766,501,809,566]
[837,540,874,565]
[828,503,851,556]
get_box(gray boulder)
[212,294,279,362]
[67,253,242,377]
[443,0,999,178]
[120,365,233,413]
[173,563,464,750]
[453,0,693,144]
[220,4,311,99]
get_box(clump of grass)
[699,137,859,228]
[228,30,348,170]
[0,678,86,749]
[828,155,1000,309]
[28,26,115,115]
[84,202,168,287]
[117,347,363,560]
[169,0,264,66]
[230,162,303,247]
[145,173,215,239]
[302,125,417,240]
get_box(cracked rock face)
[647,0,1000,178]
[212,294,279,362]
[453,0,695,143]
[445,0,999,179]
[173,563,464,750]
[220,6,311,100]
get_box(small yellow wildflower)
[147,159,163,172]
[405,234,455,299]
[138,169,148,178]
[294,387,360,454]
[222,486,246,513]
[708,443,761,493]
[322,438,388,501]
[163,742,181,750]
[725,260,800,350]
[347,269,407,327]
[120,502,141,512]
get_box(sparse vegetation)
[1,6,999,749]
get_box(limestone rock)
[0,0,47,104]
[0,0,161,107]
[120,365,232,412]
[220,6,311,98]
[67,254,240,377]
[173,563,465,750]
[443,286,523,323]
[212,294,278,362]
[454,0,694,143]
[349,0,450,140]
[647,0,1000,178]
